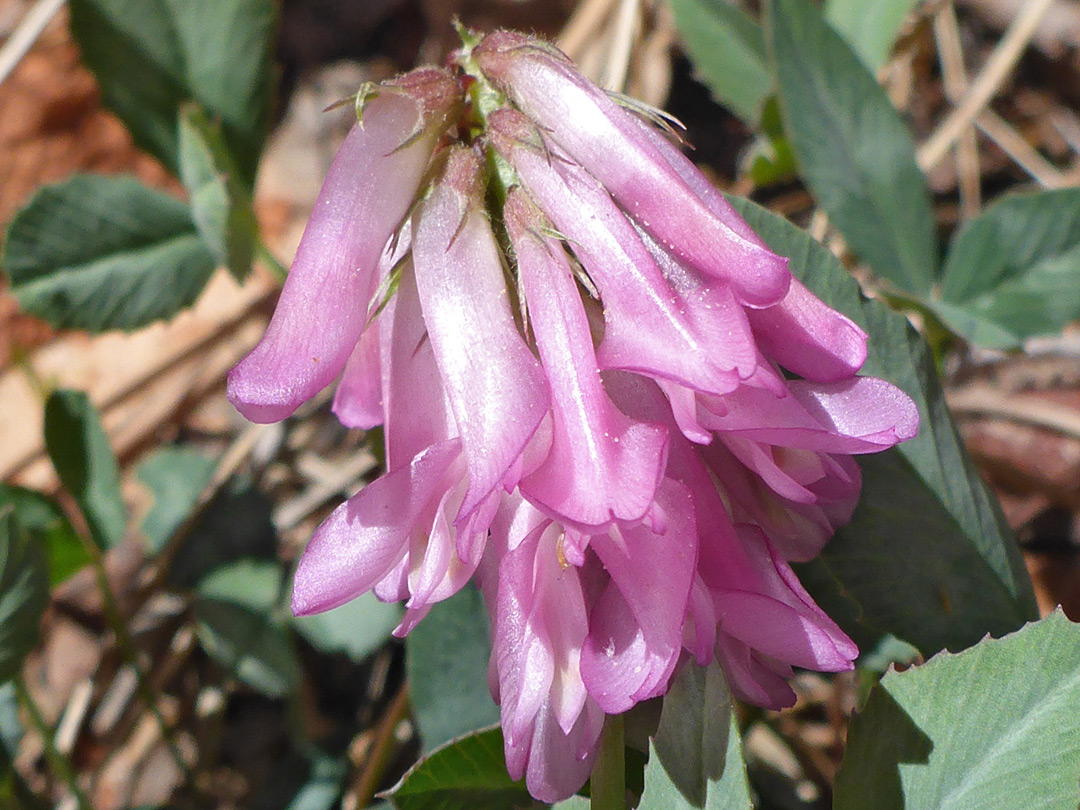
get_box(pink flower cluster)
[227,30,918,802]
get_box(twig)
[0,0,66,85]
[350,686,411,808]
[15,675,90,810]
[976,109,1069,188]
[918,0,1056,171]
[933,2,982,218]
[272,449,377,531]
[601,0,641,92]
[948,384,1080,441]
[558,0,616,60]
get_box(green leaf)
[68,0,277,185]
[2,175,218,332]
[386,726,540,810]
[640,661,752,810]
[835,611,1080,810]
[741,98,797,187]
[43,390,127,551]
[668,0,772,125]
[136,446,217,553]
[551,798,590,810]
[193,560,300,698]
[727,196,1038,655]
[406,583,499,750]
[823,0,922,70]
[766,0,938,296]
[935,188,1080,348]
[0,512,49,682]
[178,104,258,282]
[0,486,89,585]
[293,590,401,663]
[0,682,22,770]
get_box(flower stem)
[590,713,626,810]
[15,675,90,810]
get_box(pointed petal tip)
[290,578,327,618]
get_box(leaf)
[386,726,540,810]
[293,590,401,663]
[405,583,499,750]
[0,512,50,683]
[823,0,922,70]
[934,188,1080,348]
[136,447,217,554]
[668,0,772,125]
[727,195,1038,655]
[741,98,797,187]
[178,104,258,282]
[43,390,127,551]
[0,486,89,585]
[193,560,300,698]
[640,662,752,810]
[0,682,21,770]
[766,0,938,296]
[551,799,590,810]
[2,175,218,332]
[835,611,1080,810]
[68,0,276,184]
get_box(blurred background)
[1,0,1080,807]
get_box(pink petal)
[332,319,383,429]
[747,280,869,383]
[685,574,717,666]
[714,591,855,672]
[699,439,840,561]
[489,111,756,396]
[474,32,790,307]
[228,70,461,422]
[412,148,550,520]
[633,122,868,380]
[715,525,857,671]
[291,439,462,615]
[495,523,558,749]
[581,480,697,712]
[332,222,412,429]
[380,261,458,469]
[715,635,797,709]
[507,190,669,527]
[523,700,603,803]
[701,377,919,453]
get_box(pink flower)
[227,69,462,423]
[227,29,920,803]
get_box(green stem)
[256,237,289,282]
[14,676,89,810]
[591,714,626,810]
[86,548,189,777]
